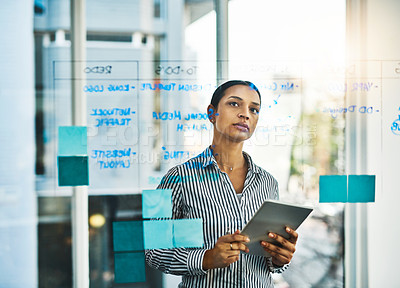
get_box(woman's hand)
[261,226,298,267]
[202,230,250,270]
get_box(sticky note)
[319,175,347,203]
[348,175,375,203]
[142,189,172,219]
[113,221,144,252]
[58,126,87,156]
[114,252,146,283]
[173,219,204,248]
[58,156,89,186]
[143,220,173,249]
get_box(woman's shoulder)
[158,148,212,188]
[180,147,212,170]
[162,148,211,176]
[244,152,278,184]
[250,161,279,198]
[256,165,278,183]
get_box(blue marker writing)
[98,160,131,169]
[153,111,181,120]
[91,148,134,159]
[91,108,134,116]
[95,118,132,127]
[391,107,400,135]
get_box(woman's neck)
[211,139,245,171]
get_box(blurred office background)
[1,0,399,287]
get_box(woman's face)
[211,84,260,143]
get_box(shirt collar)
[242,150,262,174]
[200,146,261,174]
[199,146,216,168]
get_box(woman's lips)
[233,123,249,132]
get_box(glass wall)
[0,0,349,287]
[185,1,346,286]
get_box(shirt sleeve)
[266,257,290,274]
[144,166,208,276]
[265,176,291,273]
[272,175,279,200]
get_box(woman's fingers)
[267,232,296,253]
[222,233,250,244]
[226,250,241,258]
[219,233,250,253]
[261,241,292,266]
[217,240,248,253]
[285,227,298,244]
[261,240,292,258]
[262,244,290,266]
[226,255,240,264]
[260,228,299,266]
[205,231,251,269]
[229,242,249,253]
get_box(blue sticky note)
[58,156,89,186]
[142,189,172,219]
[319,175,347,203]
[173,219,204,248]
[114,252,146,283]
[58,126,87,156]
[348,175,375,203]
[143,220,173,249]
[113,221,144,252]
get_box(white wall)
[365,0,400,286]
[0,1,37,287]
[349,0,400,287]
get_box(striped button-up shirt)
[145,147,288,288]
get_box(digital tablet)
[240,199,313,257]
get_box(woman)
[146,80,298,287]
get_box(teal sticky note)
[58,126,87,156]
[114,252,146,283]
[173,219,204,248]
[113,221,144,252]
[142,189,172,219]
[319,175,347,203]
[58,156,89,186]
[143,220,173,249]
[348,175,375,203]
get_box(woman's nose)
[238,113,249,120]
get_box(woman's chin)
[214,129,253,143]
[226,133,251,143]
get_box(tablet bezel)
[240,199,313,257]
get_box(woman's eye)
[229,102,239,107]
[250,108,259,114]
